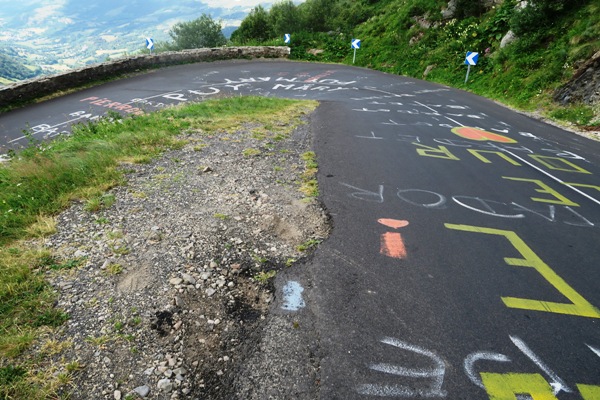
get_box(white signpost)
[464,51,479,83]
[351,39,361,64]
[146,37,155,54]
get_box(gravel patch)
[35,111,330,399]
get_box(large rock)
[442,0,457,19]
[500,30,518,48]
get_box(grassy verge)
[0,96,317,399]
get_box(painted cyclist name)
[80,97,144,115]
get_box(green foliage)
[269,0,303,36]
[0,53,41,81]
[254,270,276,283]
[549,104,596,126]
[0,247,62,358]
[0,365,27,386]
[509,0,582,36]
[166,14,227,50]
[302,0,338,32]
[231,5,273,43]
[296,238,321,252]
[454,0,486,18]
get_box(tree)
[509,0,579,36]
[231,5,273,43]
[168,14,227,50]
[298,0,337,32]
[269,1,302,36]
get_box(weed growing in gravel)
[65,361,83,373]
[45,257,84,271]
[131,191,148,199]
[254,270,277,283]
[252,254,269,264]
[113,321,125,332]
[297,238,322,252]
[84,193,116,212]
[94,216,110,224]
[285,258,297,267]
[109,244,129,256]
[106,229,124,240]
[242,148,262,157]
[251,129,267,140]
[85,335,110,347]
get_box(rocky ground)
[33,110,330,399]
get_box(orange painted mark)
[378,218,410,229]
[451,126,517,143]
[380,232,407,259]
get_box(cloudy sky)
[201,0,280,6]
[0,0,307,30]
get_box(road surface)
[1,60,599,399]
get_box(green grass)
[254,270,277,283]
[296,238,322,252]
[299,151,319,198]
[0,96,319,399]
[242,148,262,157]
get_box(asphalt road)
[2,60,599,399]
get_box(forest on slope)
[229,0,600,129]
[0,53,42,84]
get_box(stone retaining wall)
[0,46,290,109]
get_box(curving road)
[2,60,599,399]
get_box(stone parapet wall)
[0,46,290,109]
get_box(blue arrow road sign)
[351,39,361,49]
[146,38,154,51]
[465,51,479,65]
[284,34,291,44]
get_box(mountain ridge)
[0,0,292,83]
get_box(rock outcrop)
[554,50,600,106]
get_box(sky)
[0,0,307,29]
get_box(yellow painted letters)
[503,177,579,207]
[413,143,460,160]
[444,224,600,318]
[481,373,558,400]
[578,384,600,400]
[529,155,591,174]
[468,150,521,166]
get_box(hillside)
[0,52,42,84]
[231,0,600,129]
[0,0,281,77]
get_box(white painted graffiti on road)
[358,336,599,398]
[339,182,597,228]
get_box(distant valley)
[0,0,282,85]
